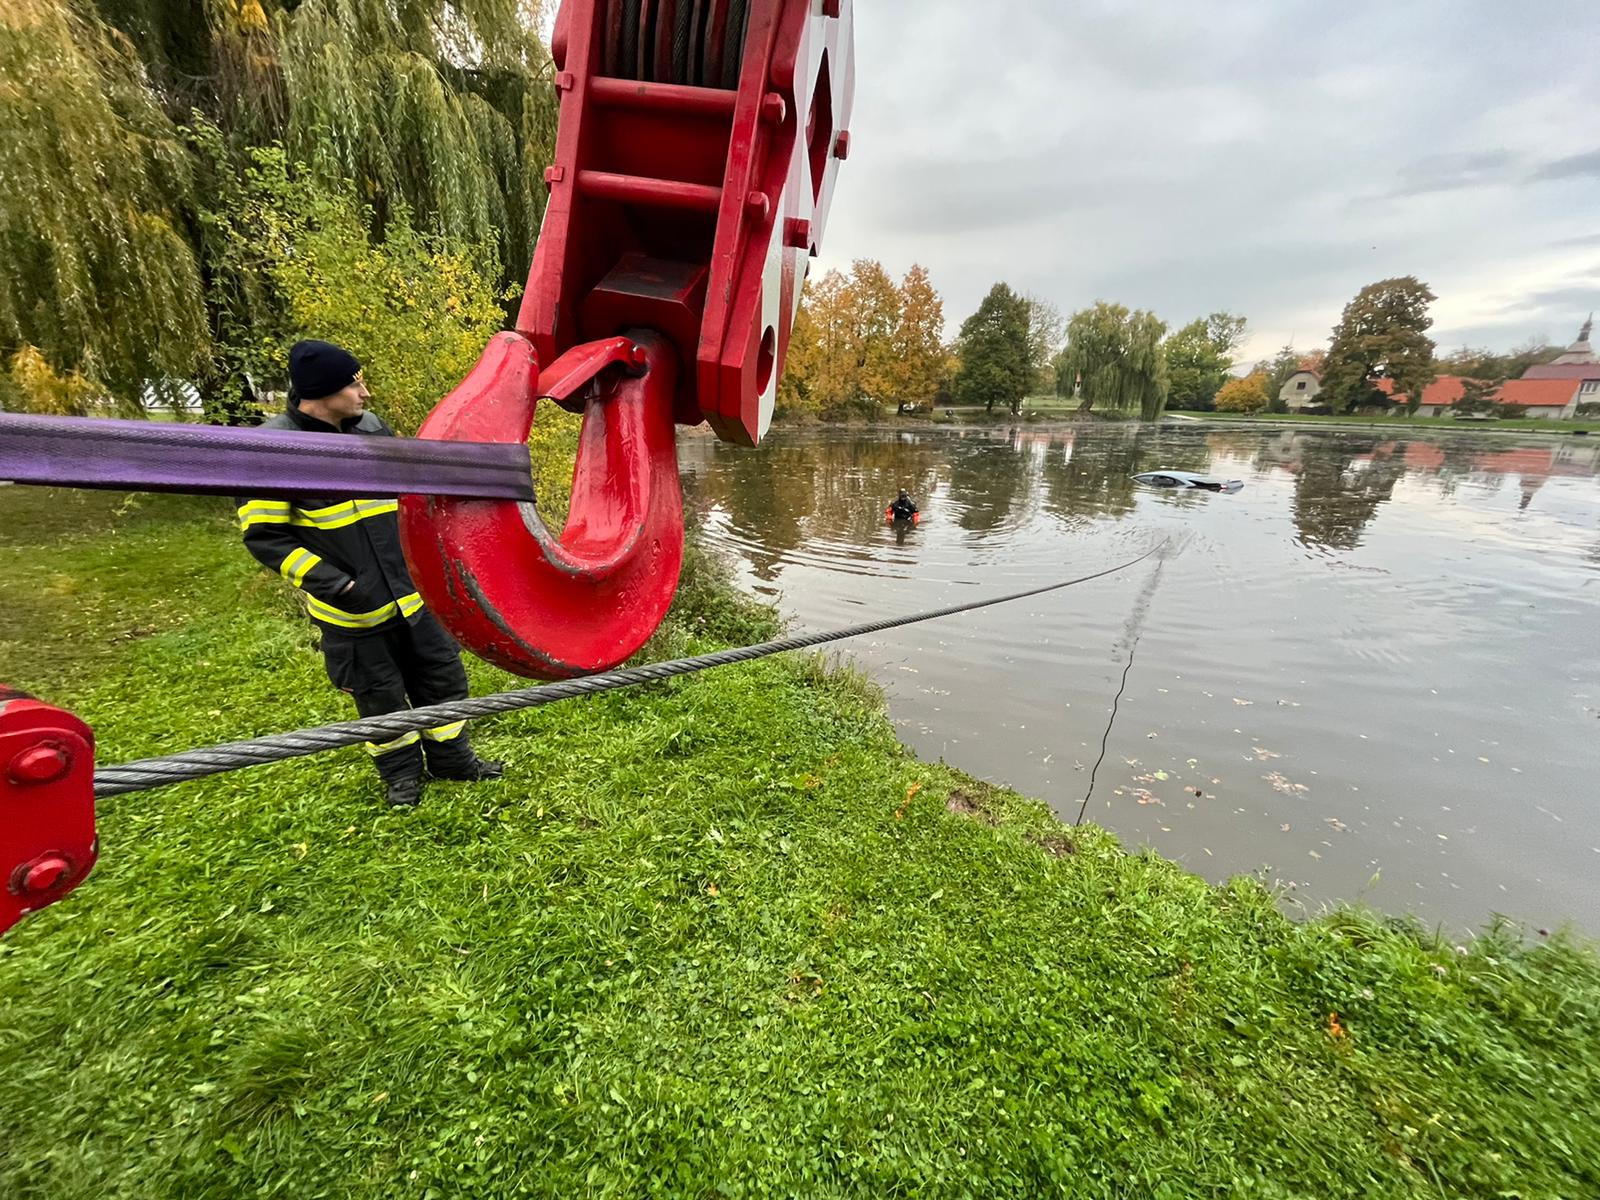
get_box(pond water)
[679,423,1600,935]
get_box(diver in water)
[887,488,919,521]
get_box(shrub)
[1214,372,1271,413]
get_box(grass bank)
[1179,411,1600,435]
[2,488,1598,1198]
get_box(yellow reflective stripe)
[290,499,399,530]
[364,731,420,756]
[422,721,466,742]
[304,596,399,629]
[304,590,422,629]
[277,548,322,587]
[238,500,292,529]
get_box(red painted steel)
[398,331,683,680]
[521,0,854,445]
[0,691,97,936]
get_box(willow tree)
[2,0,555,416]
[0,0,207,412]
[98,0,557,283]
[1058,302,1169,420]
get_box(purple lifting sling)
[0,413,534,502]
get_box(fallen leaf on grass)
[893,781,924,821]
[706,883,720,897]
[1328,1012,1346,1039]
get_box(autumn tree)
[846,259,904,408]
[885,264,945,412]
[1164,312,1247,411]
[952,283,1032,414]
[776,301,821,419]
[1058,302,1169,419]
[1320,276,1437,413]
[781,259,904,420]
[1214,372,1270,413]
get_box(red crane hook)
[398,331,683,680]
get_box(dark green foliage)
[1321,277,1437,413]
[953,283,1033,415]
[1436,340,1563,382]
[1164,312,1246,411]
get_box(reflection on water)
[681,424,1600,934]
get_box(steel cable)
[93,544,1163,798]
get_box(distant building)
[1408,315,1595,418]
[1494,378,1582,419]
[1409,375,1473,417]
[1285,315,1597,418]
[1521,315,1597,388]
[1280,367,1322,410]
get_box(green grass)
[2,489,1599,1197]
[1181,411,1600,434]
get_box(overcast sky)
[812,0,1600,361]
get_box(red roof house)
[1493,378,1581,417]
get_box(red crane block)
[0,690,97,935]
[518,0,854,446]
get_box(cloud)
[1548,232,1600,249]
[1381,150,1518,199]
[815,0,1600,357]
[1529,148,1600,182]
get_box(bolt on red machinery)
[2,0,853,934]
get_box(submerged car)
[1132,470,1243,493]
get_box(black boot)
[386,775,425,808]
[429,756,504,782]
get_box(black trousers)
[321,611,477,783]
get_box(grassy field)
[1180,410,1600,435]
[2,487,1598,1197]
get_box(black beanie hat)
[288,339,361,401]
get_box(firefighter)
[235,340,503,808]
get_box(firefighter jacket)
[235,403,424,637]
